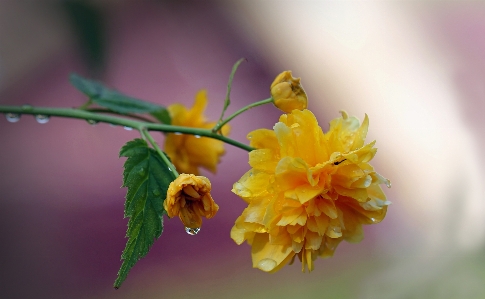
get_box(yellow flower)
[165,90,230,175]
[164,173,219,229]
[270,71,308,113]
[231,109,390,272]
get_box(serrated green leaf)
[114,138,177,289]
[70,73,170,116]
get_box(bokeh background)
[1,1,485,298]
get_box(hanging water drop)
[194,135,201,138]
[21,104,33,111]
[174,132,182,135]
[35,115,50,124]
[86,119,99,125]
[5,113,21,123]
[185,227,200,235]
[124,126,133,131]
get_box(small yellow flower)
[270,71,308,113]
[164,173,219,229]
[231,109,390,272]
[164,90,230,175]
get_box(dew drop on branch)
[21,104,33,111]
[86,119,99,125]
[5,113,21,123]
[123,126,133,131]
[35,115,50,124]
[185,227,200,235]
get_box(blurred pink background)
[1,1,484,298]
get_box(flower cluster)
[230,109,390,272]
[161,69,389,274]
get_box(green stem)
[217,58,246,123]
[212,97,273,133]
[141,128,179,177]
[78,99,93,110]
[85,108,155,123]
[0,105,255,152]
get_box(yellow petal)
[251,233,294,272]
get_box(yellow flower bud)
[270,71,308,113]
[164,174,219,229]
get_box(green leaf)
[93,90,164,115]
[150,108,171,125]
[70,73,170,116]
[70,73,104,98]
[114,138,177,289]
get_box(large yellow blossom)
[165,90,230,175]
[231,109,390,272]
[164,173,219,229]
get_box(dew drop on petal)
[35,114,50,124]
[185,227,200,235]
[258,258,277,272]
[5,113,21,123]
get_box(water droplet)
[152,189,160,196]
[21,104,33,111]
[194,135,201,138]
[185,227,200,235]
[370,218,376,222]
[258,258,277,271]
[385,180,391,188]
[124,126,133,131]
[5,113,21,123]
[174,132,182,135]
[86,119,99,125]
[35,114,50,124]
[138,168,145,176]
